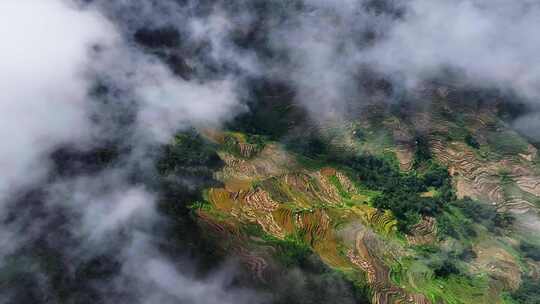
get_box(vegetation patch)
[487,131,529,156]
[508,276,540,304]
[519,240,540,261]
[465,133,480,149]
[327,175,352,199]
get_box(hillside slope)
[170,86,540,304]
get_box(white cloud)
[0,0,116,202]
[135,70,241,143]
[367,0,540,99]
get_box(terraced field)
[176,85,540,304]
[188,124,535,303]
[195,132,429,302]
